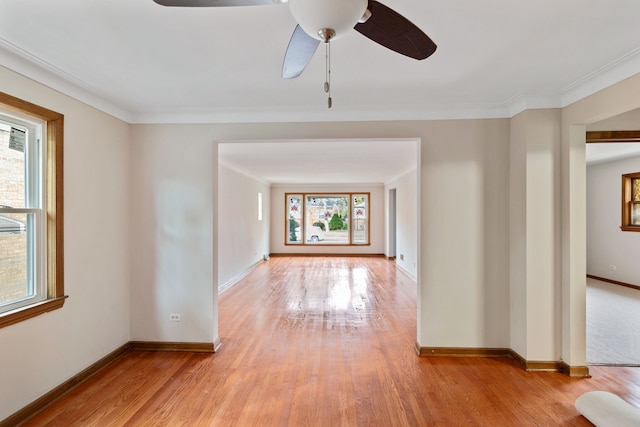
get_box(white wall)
[129,125,215,344]
[0,66,131,420]
[218,163,270,292]
[509,109,562,361]
[587,155,640,285]
[385,168,418,279]
[420,119,510,348]
[270,184,385,255]
[587,108,640,131]
[509,112,528,356]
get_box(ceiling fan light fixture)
[288,0,368,41]
[317,28,336,43]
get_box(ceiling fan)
[153,0,437,106]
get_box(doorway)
[585,127,640,365]
[388,188,397,260]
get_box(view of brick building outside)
[0,126,28,303]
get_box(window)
[285,193,369,245]
[622,172,640,232]
[0,92,64,328]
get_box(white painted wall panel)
[587,155,640,286]
[218,163,270,292]
[129,125,215,344]
[386,168,418,280]
[420,119,510,348]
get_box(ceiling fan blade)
[354,0,437,60]
[282,25,320,79]
[153,0,278,6]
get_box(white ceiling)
[2,0,640,183]
[2,0,640,124]
[586,143,640,165]
[219,139,418,184]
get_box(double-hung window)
[0,92,64,328]
[621,172,640,232]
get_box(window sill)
[0,296,68,329]
[621,225,640,232]
[284,243,372,246]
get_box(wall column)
[509,109,562,363]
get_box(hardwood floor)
[18,256,640,426]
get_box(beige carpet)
[587,277,640,366]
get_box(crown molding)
[560,46,640,107]
[0,37,133,122]
[2,35,639,125]
[130,103,510,124]
[505,94,563,118]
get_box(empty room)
[2,0,640,425]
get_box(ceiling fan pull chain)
[325,41,332,108]
[324,42,329,94]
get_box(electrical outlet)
[400,254,404,261]
[609,265,617,271]
[169,313,181,322]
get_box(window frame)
[0,117,46,313]
[0,91,65,328]
[284,192,370,246]
[621,172,640,232]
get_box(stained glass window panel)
[352,195,368,244]
[287,195,302,244]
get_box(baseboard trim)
[395,264,417,281]
[587,274,639,291]
[415,344,510,358]
[559,362,592,378]
[508,350,564,372]
[0,343,130,427]
[129,341,216,353]
[219,259,264,294]
[415,344,590,377]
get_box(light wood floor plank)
[17,256,640,426]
